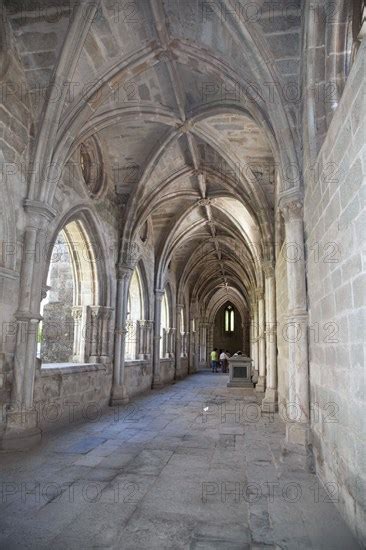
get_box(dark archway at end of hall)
[213,302,246,356]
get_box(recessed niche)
[79,136,104,198]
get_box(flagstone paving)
[0,372,360,549]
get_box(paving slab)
[0,372,361,549]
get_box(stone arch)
[42,206,109,307]
[39,206,112,365]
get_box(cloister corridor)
[0,372,359,549]
[1,1,365,547]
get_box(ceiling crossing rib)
[150,0,230,290]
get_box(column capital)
[116,263,134,279]
[71,305,83,319]
[256,287,264,300]
[41,285,51,301]
[262,260,275,278]
[24,199,57,228]
[278,190,303,223]
[154,288,165,299]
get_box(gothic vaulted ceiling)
[6,0,303,312]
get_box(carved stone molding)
[24,200,57,228]
[256,287,264,300]
[198,198,211,207]
[177,120,193,134]
[262,260,275,278]
[278,191,304,223]
[116,263,134,280]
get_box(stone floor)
[0,372,360,549]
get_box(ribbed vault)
[6,0,304,322]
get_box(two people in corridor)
[210,348,231,373]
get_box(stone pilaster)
[152,289,164,388]
[87,306,113,363]
[251,297,259,375]
[175,304,184,380]
[279,191,310,447]
[262,261,278,413]
[1,200,56,450]
[255,288,266,393]
[110,264,134,405]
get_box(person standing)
[210,348,218,372]
[220,350,229,373]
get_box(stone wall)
[275,244,289,407]
[125,361,153,399]
[176,357,189,379]
[159,359,176,385]
[0,25,32,420]
[33,363,112,431]
[213,305,244,355]
[304,42,366,542]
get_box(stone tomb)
[227,355,253,388]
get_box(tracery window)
[160,290,170,358]
[224,305,235,333]
[39,219,99,365]
[126,267,144,360]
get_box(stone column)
[167,327,175,359]
[175,304,183,380]
[146,321,153,357]
[183,332,188,357]
[111,264,133,405]
[86,306,113,364]
[192,319,199,373]
[88,306,101,363]
[199,321,209,367]
[136,320,144,360]
[71,306,83,361]
[206,321,214,361]
[280,192,309,446]
[256,288,266,392]
[152,289,164,388]
[2,200,56,450]
[100,308,113,363]
[250,313,254,362]
[262,261,278,413]
[252,299,259,374]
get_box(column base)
[262,388,278,413]
[151,379,164,389]
[255,375,266,393]
[280,423,314,471]
[0,410,41,451]
[110,384,129,406]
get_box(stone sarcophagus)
[227,355,253,388]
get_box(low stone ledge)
[125,360,150,367]
[40,363,107,376]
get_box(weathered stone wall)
[125,361,153,398]
[304,42,366,542]
[176,357,189,379]
[0,21,32,421]
[275,245,289,407]
[33,363,112,431]
[213,305,245,355]
[159,358,176,385]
